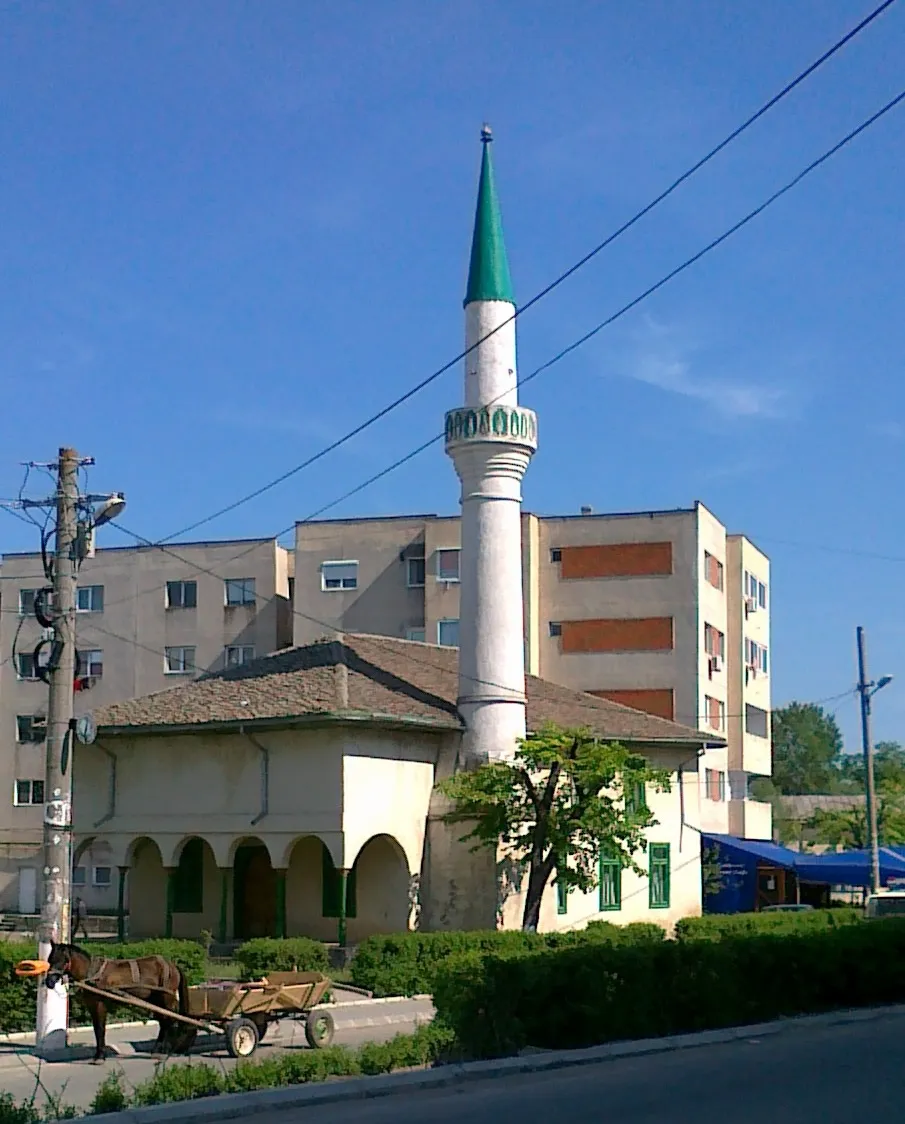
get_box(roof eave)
[96,709,463,739]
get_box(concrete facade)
[0,538,293,914]
[292,505,772,840]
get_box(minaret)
[446,126,537,763]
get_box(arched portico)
[346,834,412,943]
[127,837,166,939]
[232,835,276,940]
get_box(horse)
[46,943,190,1063]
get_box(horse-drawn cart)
[75,970,335,1058]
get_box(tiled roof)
[94,633,715,746]
[779,794,866,818]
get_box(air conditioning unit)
[745,597,757,615]
[746,664,757,681]
[710,655,723,673]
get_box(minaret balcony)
[444,405,538,453]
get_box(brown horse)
[46,943,189,1063]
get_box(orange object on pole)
[15,959,50,978]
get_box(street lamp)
[856,625,893,896]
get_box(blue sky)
[1,1,903,749]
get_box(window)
[321,844,357,919]
[76,585,104,613]
[745,703,769,739]
[745,571,768,610]
[92,866,112,888]
[320,561,358,591]
[406,557,426,588]
[625,781,647,817]
[79,650,104,679]
[18,588,40,617]
[16,715,46,743]
[745,638,769,675]
[705,696,725,732]
[165,646,195,674]
[436,549,461,582]
[550,548,562,563]
[758,581,767,610]
[649,843,671,909]
[225,645,255,668]
[406,628,426,643]
[704,551,724,591]
[166,580,197,609]
[72,866,86,887]
[704,623,725,660]
[173,838,204,913]
[14,780,44,806]
[16,653,40,681]
[437,619,460,647]
[556,877,569,915]
[225,577,256,605]
[599,856,622,911]
[549,622,562,637]
[705,768,726,802]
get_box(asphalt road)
[245,1010,905,1124]
[0,1002,432,1115]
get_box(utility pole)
[35,447,80,1054]
[856,626,882,897]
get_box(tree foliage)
[771,702,845,794]
[437,723,671,931]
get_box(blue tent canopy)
[793,846,905,887]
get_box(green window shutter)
[173,838,204,914]
[625,781,647,818]
[322,845,341,918]
[599,857,622,911]
[556,877,568,915]
[649,843,671,909]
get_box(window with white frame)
[705,696,725,732]
[13,779,45,806]
[745,638,768,675]
[76,585,104,612]
[18,588,41,616]
[166,580,197,609]
[93,866,112,888]
[704,551,724,591]
[704,623,725,660]
[436,549,461,582]
[406,628,426,642]
[79,650,104,679]
[320,561,358,591]
[72,866,87,887]
[705,768,726,802]
[744,571,768,610]
[225,645,255,668]
[165,646,196,674]
[16,653,40,681]
[437,619,460,647]
[224,577,256,606]
[16,715,46,743]
[406,557,426,588]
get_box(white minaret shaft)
[446,126,537,763]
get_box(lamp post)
[856,626,893,896]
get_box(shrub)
[351,923,664,997]
[433,918,905,1058]
[0,1092,40,1124]
[674,908,863,942]
[234,938,329,981]
[89,1072,130,1116]
[132,1062,225,1105]
[0,939,206,1034]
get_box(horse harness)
[84,954,181,998]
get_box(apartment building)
[293,503,772,840]
[0,538,293,914]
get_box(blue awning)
[793,846,905,887]
[703,833,800,870]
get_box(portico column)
[164,868,176,938]
[275,869,287,938]
[116,867,128,942]
[218,868,229,945]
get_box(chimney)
[580,505,593,516]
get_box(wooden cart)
[75,970,335,1059]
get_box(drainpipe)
[244,728,270,826]
[93,743,118,829]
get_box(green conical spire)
[464,125,514,307]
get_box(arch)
[125,835,165,868]
[345,834,412,941]
[72,836,97,867]
[127,837,167,939]
[277,833,339,870]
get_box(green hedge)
[0,940,206,1035]
[432,919,905,1058]
[234,938,329,982]
[350,922,665,997]
[674,908,863,942]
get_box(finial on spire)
[464,125,514,307]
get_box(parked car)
[865,891,905,918]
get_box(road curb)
[46,1002,905,1124]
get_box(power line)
[147,0,899,545]
[73,78,905,630]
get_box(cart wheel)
[305,1009,334,1049]
[225,1017,259,1059]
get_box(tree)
[807,786,905,848]
[836,742,905,793]
[437,723,670,931]
[771,702,845,794]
